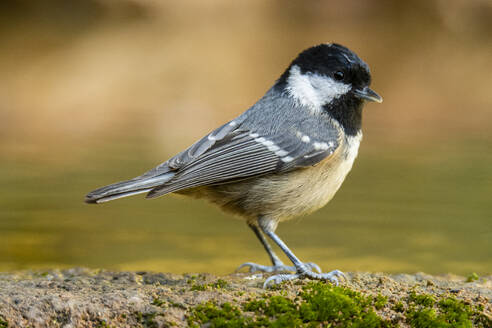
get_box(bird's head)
[276,43,382,134]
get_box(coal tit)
[86,43,382,288]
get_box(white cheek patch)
[285,65,351,114]
[345,132,363,161]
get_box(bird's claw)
[237,262,283,273]
[304,262,322,274]
[237,261,321,274]
[263,273,298,288]
[263,269,346,289]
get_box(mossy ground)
[0,269,490,327]
[187,282,489,327]
[188,282,391,327]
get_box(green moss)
[466,272,479,283]
[0,316,7,328]
[190,283,208,291]
[407,307,444,328]
[392,301,405,313]
[298,283,390,327]
[406,293,491,328]
[409,292,435,307]
[188,281,491,328]
[213,279,229,289]
[439,298,491,327]
[188,302,246,328]
[191,279,229,291]
[187,275,197,284]
[135,311,159,328]
[95,319,110,328]
[188,281,393,327]
[374,294,388,310]
[151,298,165,307]
[245,295,302,327]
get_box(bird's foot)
[237,261,321,274]
[263,268,346,289]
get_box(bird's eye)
[333,71,344,81]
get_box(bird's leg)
[258,217,345,288]
[237,223,285,273]
[237,222,321,274]
[249,223,284,266]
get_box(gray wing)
[87,120,247,202]
[145,117,341,198]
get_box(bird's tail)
[85,172,175,204]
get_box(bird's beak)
[354,87,383,103]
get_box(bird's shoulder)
[143,91,344,180]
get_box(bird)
[85,43,382,288]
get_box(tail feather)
[85,172,175,204]
[88,188,152,204]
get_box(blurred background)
[0,0,491,275]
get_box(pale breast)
[260,132,362,221]
[187,132,362,222]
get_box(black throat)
[323,95,363,136]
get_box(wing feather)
[147,141,277,197]
[146,120,341,198]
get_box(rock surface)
[0,268,490,327]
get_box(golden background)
[1,0,491,275]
